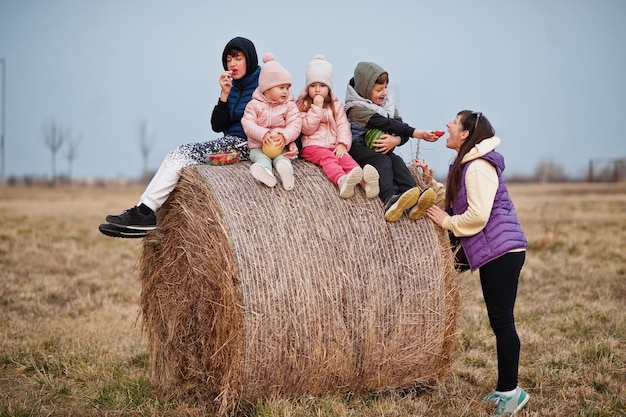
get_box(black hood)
[221,36,259,76]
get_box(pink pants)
[301,145,360,185]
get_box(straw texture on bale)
[139,160,460,415]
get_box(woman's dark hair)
[445,110,496,207]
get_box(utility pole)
[0,58,5,187]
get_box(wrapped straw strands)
[139,160,460,415]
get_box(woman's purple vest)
[449,151,527,271]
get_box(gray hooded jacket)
[344,61,415,145]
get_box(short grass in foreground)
[0,183,624,416]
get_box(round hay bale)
[139,159,460,415]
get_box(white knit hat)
[258,52,292,93]
[305,54,333,90]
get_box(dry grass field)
[0,182,624,417]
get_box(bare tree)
[534,159,566,182]
[42,119,67,185]
[65,132,82,183]
[138,119,155,181]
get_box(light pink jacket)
[297,89,353,150]
[241,88,302,149]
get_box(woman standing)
[424,110,530,416]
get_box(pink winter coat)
[297,89,353,150]
[241,88,302,149]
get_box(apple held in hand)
[262,139,284,159]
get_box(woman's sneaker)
[483,387,530,416]
[106,206,156,230]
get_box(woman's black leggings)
[479,251,526,392]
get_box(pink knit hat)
[258,53,292,93]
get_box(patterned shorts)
[162,135,250,170]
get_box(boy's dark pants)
[349,143,416,204]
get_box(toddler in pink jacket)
[242,53,302,190]
[296,55,379,199]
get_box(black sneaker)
[105,206,156,230]
[384,194,400,213]
[98,223,148,238]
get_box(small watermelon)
[365,129,387,150]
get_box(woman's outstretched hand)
[426,205,448,227]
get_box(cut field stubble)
[0,182,624,417]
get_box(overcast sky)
[1,0,624,180]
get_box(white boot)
[275,159,294,190]
[338,166,363,198]
[250,163,277,187]
[361,164,380,199]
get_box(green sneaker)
[484,387,530,416]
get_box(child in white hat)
[296,55,379,199]
[242,53,302,190]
